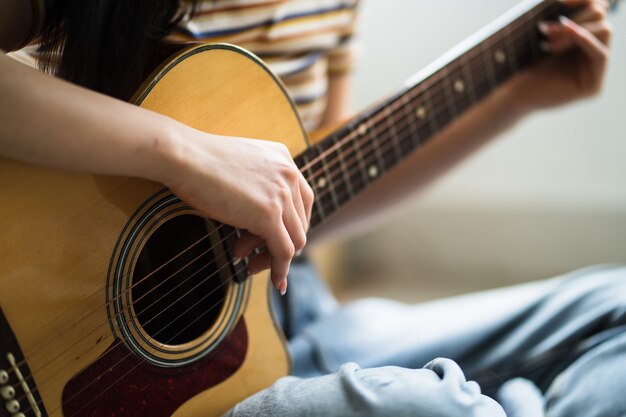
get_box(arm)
[0,52,312,293]
[309,0,612,244]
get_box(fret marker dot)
[357,124,368,135]
[416,106,427,120]
[454,80,465,94]
[495,50,506,64]
[317,177,327,189]
[368,165,379,178]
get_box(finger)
[538,20,569,40]
[299,175,314,230]
[247,251,289,295]
[265,221,295,288]
[233,232,265,260]
[283,199,307,254]
[581,20,612,45]
[247,251,271,275]
[539,20,611,53]
[559,0,610,10]
[559,16,609,62]
[292,179,308,235]
[569,2,609,24]
[542,36,574,54]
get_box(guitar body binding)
[0,43,305,417]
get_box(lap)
[251,263,626,416]
[545,329,626,416]
[226,359,505,417]
[284,264,626,384]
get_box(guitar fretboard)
[293,0,562,229]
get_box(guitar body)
[0,44,305,417]
[3,0,609,414]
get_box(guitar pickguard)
[62,318,248,417]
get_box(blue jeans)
[225,264,626,416]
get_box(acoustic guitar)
[0,0,619,415]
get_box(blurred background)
[313,0,626,303]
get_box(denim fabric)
[226,359,505,417]
[225,264,626,416]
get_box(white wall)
[338,0,626,301]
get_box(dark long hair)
[39,0,197,100]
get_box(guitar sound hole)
[132,215,227,345]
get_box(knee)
[343,359,505,417]
[545,332,626,417]
[562,265,626,296]
[557,265,626,317]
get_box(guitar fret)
[480,41,499,91]
[352,125,372,190]
[301,153,326,227]
[298,0,563,228]
[465,44,495,104]
[423,87,439,140]
[384,107,404,163]
[460,54,478,105]
[449,60,473,116]
[503,25,520,73]
[511,22,532,68]
[397,126,414,157]
[492,35,514,85]
[300,146,340,226]
[319,153,340,212]
[441,67,458,123]
[335,137,355,199]
[401,93,420,147]
[365,118,387,177]
[526,6,541,62]
[392,120,414,163]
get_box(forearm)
[319,72,352,128]
[309,75,530,244]
[0,51,181,184]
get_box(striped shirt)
[175,0,360,130]
[13,0,360,131]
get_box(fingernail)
[537,21,550,35]
[279,278,288,296]
[539,41,551,52]
[295,249,303,256]
[559,16,578,34]
[559,15,572,26]
[232,257,242,266]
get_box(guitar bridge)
[0,308,47,417]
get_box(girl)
[1,1,620,416]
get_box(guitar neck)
[294,0,563,229]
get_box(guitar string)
[299,45,524,197]
[12,0,563,377]
[5,226,229,366]
[9,58,487,399]
[12,4,552,410]
[8,5,548,401]
[20,35,552,417]
[53,261,247,417]
[7,11,536,378]
[303,6,552,223]
[296,0,551,174]
[7,236,233,389]
[18,7,556,412]
[13,0,588,410]
[9,14,544,408]
[58,31,538,412]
